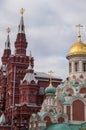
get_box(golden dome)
[67,35,86,58]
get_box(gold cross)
[6,27,11,34]
[48,70,53,86]
[76,24,83,36]
[20,8,25,15]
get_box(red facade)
[72,100,84,121]
[0,13,62,130]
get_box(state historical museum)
[0,9,62,130]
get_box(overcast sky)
[0,0,86,80]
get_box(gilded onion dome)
[67,24,86,58]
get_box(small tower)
[14,8,28,56]
[19,57,38,104]
[67,24,86,80]
[2,27,11,65]
[45,71,56,106]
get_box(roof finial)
[76,24,83,37]
[6,27,11,34]
[29,50,32,65]
[48,70,53,86]
[5,27,11,49]
[30,50,32,58]
[20,8,25,16]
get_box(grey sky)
[0,0,86,80]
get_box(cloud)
[0,0,86,80]
[34,55,68,80]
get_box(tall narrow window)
[75,62,78,72]
[83,62,86,72]
[69,62,71,73]
[30,93,34,103]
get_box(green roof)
[44,123,71,130]
[56,94,65,103]
[37,112,47,120]
[59,84,65,90]
[63,100,71,105]
[44,123,86,130]
[45,84,56,95]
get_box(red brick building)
[0,9,62,130]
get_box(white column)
[51,98,53,105]
[84,105,86,121]
[70,105,73,121]
[64,105,66,113]
[48,98,49,105]
[79,60,82,72]
[72,61,74,73]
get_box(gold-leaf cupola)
[67,24,86,58]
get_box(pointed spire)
[0,113,6,124]
[30,50,32,58]
[28,63,33,71]
[76,24,83,42]
[15,8,28,56]
[28,51,33,71]
[18,8,25,33]
[29,50,32,63]
[5,27,11,49]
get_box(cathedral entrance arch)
[72,99,84,121]
[58,117,65,123]
[44,116,52,126]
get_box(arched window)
[66,88,74,95]
[44,116,52,126]
[69,62,71,73]
[49,109,53,113]
[29,93,34,103]
[58,117,65,123]
[75,62,79,72]
[80,88,86,93]
[83,62,86,72]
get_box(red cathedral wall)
[67,106,70,120]
[72,100,84,121]
[0,126,10,130]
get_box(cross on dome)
[48,70,53,86]
[76,24,83,37]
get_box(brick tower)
[0,9,62,130]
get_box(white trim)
[64,105,66,114]
[85,105,86,121]
[71,105,73,121]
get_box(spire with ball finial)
[2,27,11,64]
[18,8,25,33]
[20,8,25,16]
[5,27,11,49]
[15,8,28,56]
